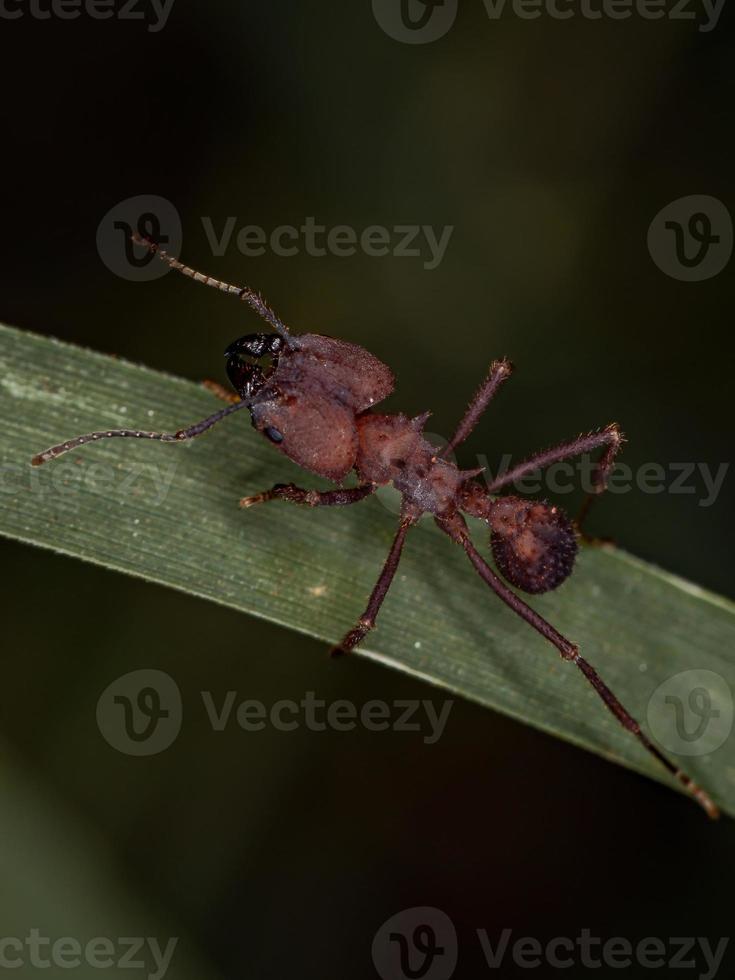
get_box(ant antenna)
[132,234,297,346]
[31,398,251,467]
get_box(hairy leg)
[435,511,718,819]
[239,483,376,509]
[486,424,622,494]
[440,359,514,458]
[330,517,414,656]
[486,424,623,534]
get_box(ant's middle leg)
[239,483,376,509]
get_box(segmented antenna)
[132,233,296,345]
[31,399,250,467]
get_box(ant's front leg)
[440,358,514,458]
[239,483,376,509]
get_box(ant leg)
[569,427,623,538]
[239,483,375,509]
[435,512,719,819]
[486,424,622,494]
[202,380,241,404]
[486,424,623,537]
[330,517,415,656]
[440,359,513,458]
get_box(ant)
[32,234,718,819]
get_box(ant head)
[488,496,578,594]
[235,333,396,482]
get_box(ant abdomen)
[488,497,578,595]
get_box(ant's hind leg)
[435,511,719,819]
[574,424,624,540]
[486,423,624,541]
[239,483,376,509]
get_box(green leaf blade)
[2,323,734,815]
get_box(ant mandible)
[32,234,718,819]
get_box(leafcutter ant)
[31,235,718,818]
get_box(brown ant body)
[32,236,718,818]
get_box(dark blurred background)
[1,1,734,978]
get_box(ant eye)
[263,426,284,444]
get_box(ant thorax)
[354,412,470,517]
